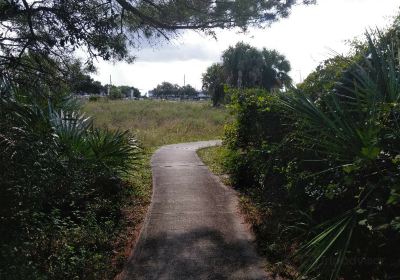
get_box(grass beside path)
[197,146,228,176]
[109,151,152,278]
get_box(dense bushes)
[224,34,400,279]
[0,92,140,279]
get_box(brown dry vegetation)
[83,99,230,148]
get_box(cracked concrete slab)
[120,140,267,280]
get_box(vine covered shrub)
[224,88,312,270]
[224,34,400,279]
[224,88,294,193]
[0,95,140,279]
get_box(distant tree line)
[70,69,141,99]
[149,82,203,99]
[108,85,141,99]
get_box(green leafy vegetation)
[0,91,151,279]
[202,63,226,107]
[222,43,292,90]
[200,30,400,279]
[202,42,292,106]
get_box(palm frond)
[86,129,141,175]
[296,210,357,280]
[50,110,92,152]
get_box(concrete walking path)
[120,140,267,280]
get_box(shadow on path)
[122,227,266,279]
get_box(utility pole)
[182,74,187,101]
[297,70,303,83]
[107,74,111,96]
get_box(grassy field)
[83,99,229,149]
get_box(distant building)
[147,89,210,101]
[197,91,210,100]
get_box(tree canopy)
[69,71,104,96]
[260,48,291,90]
[222,42,265,88]
[202,63,225,106]
[202,42,292,106]
[108,85,141,99]
[1,0,314,84]
[222,42,292,90]
[151,82,180,98]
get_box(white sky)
[92,0,400,94]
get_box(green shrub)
[223,33,400,279]
[282,33,400,279]
[0,95,140,279]
[89,95,100,102]
[223,88,309,270]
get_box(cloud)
[129,32,222,63]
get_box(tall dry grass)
[83,99,229,148]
